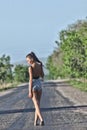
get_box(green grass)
[68,79,87,92]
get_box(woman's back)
[32,62,44,78]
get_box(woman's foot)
[34,120,39,126]
[40,120,44,126]
[34,122,39,126]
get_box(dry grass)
[0,82,18,91]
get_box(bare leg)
[34,110,38,125]
[37,91,44,126]
[34,90,42,125]
[32,90,43,125]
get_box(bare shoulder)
[28,65,32,72]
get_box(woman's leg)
[34,90,42,124]
[37,90,44,125]
[34,91,39,125]
[37,90,42,105]
[34,109,38,125]
[32,90,43,124]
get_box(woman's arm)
[28,66,33,98]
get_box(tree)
[46,19,87,79]
[60,20,87,78]
[0,54,13,83]
[14,64,29,82]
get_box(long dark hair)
[26,52,43,65]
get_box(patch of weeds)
[68,80,87,92]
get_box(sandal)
[34,121,39,126]
[40,120,44,126]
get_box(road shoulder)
[54,80,87,113]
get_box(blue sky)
[0,0,87,63]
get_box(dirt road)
[0,80,87,130]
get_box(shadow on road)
[0,105,87,115]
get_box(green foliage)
[60,20,87,78]
[46,57,58,79]
[0,54,29,86]
[0,54,13,83]
[46,49,64,79]
[68,80,87,92]
[46,19,87,79]
[14,64,29,82]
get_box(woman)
[26,52,44,126]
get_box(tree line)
[46,19,87,79]
[0,54,29,84]
[1,18,87,84]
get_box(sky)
[0,0,87,63]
